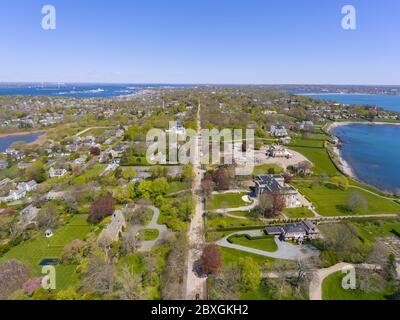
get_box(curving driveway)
[216,230,319,261]
[136,206,170,251]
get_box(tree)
[122,167,136,180]
[213,167,230,191]
[37,202,59,229]
[25,161,46,183]
[61,239,86,264]
[90,146,101,156]
[202,178,214,199]
[200,244,223,275]
[82,255,115,295]
[283,172,293,183]
[182,164,194,183]
[347,191,368,213]
[330,176,349,190]
[382,253,397,281]
[258,190,286,218]
[239,257,260,291]
[116,266,147,300]
[208,265,241,300]
[88,195,115,224]
[120,229,138,256]
[0,260,31,299]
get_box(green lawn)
[206,213,262,230]
[285,207,315,218]
[322,271,390,300]
[353,219,400,242]
[0,215,91,290]
[207,192,249,211]
[220,247,276,268]
[294,182,400,216]
[168,181,190,194]
[72,164,106,185]
[138,229,159,241]
[228,235,278,252]
[252,164,284,175]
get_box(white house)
[17,180,38,192]
[270,124,288,137]
[49,167,68,178]
[266,145,292,158]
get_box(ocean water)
[0,132,43,152]
[0,84,190,98]
[293,92,400,112]
[333,124,400,193]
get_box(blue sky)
[0,0,399,84]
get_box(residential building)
[270,124,288,137]
[254,174,300,208]
[17,180,38,192]
[98,210,126,247]
[266,145,292,158]
[0,160,8,170]
[49,167,68,178]
[266,220,320,242]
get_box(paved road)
[216,230,319,261]
[185,102,207,300]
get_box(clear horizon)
[1,0,399,85]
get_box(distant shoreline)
[0,130,46,139]
[326,121,400,133]
[328,121,400,193]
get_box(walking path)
[136,206,171,251]
[309,262,380,300]
[216,230,319,261]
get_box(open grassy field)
[289,145,339,176]
[353,219,400,242]
[228,235,278,252]
[294,182,400,216]
[72,164,106,185]
[284,207,315,218]
[322,271,391,300]
[252,164,284,175]
[207,192,249,211]
[0,215,91,290]
[206,213,262,230]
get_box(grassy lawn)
[138,229,159,241]
[285,207,315,218]
[353,219,400,242]
[322,271,390,300]
[252,164,284,175]
[168,181,190,194]
[206,213,262,230]
[72,164,106,185]
[228,235,278,252]
[0,215,91,290]
[207,192,249,211]
[220,247,276,268]
[294,182,400,216]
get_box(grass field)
[207,192,249,211]
[353,219,400,242]
[294,182,400,216]
[206,214,262,230]
[72,164,106,184]
[0,215,91,290]
[138,229,159,241]
[285,207,315,218]
[322,271,390,300]
[228,235,278,252]
[289,145,339,176]
[252,164,284,175]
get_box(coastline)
[328,121,400,193]
[0,129,46,139]
[326,120,400,133]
